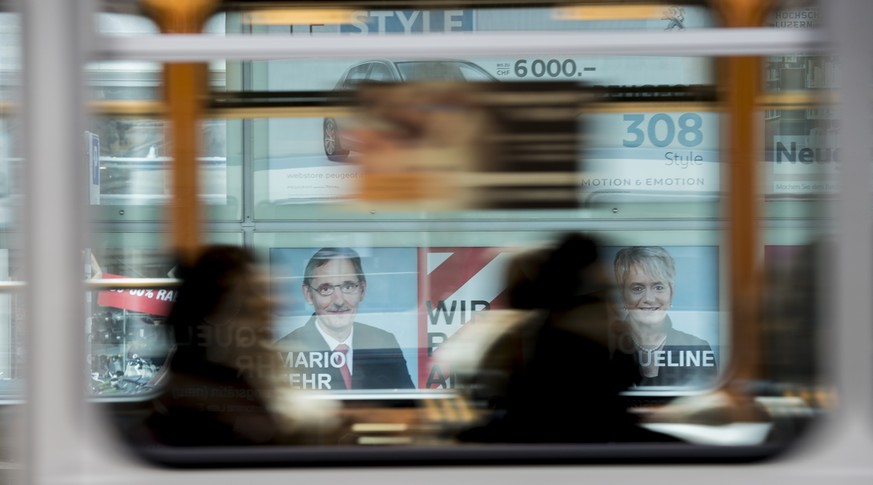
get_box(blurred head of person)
[614,246,675,333]
[453,233,646,443]
[147,245,293,446]
[168,245,273,374]
[301,247,367,341]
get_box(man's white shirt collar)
[315,321,353,373]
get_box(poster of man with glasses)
[272,247,416,390]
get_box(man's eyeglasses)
[309,281,361,297]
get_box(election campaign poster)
[269,243,721,390]
[602,245,720,388]
[418,246,514,389]
[418,244,721,390]
[270,247,418,390]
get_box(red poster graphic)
[96,274,175,316]
[418,247,513,389]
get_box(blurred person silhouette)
[744,241,825,426]
[761,242,822,388]
[143,245,336,446]
[276,247,414,390]
[448,233,667,443]
[353,82,491,210]
[611,246,718,387]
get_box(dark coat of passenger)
[457,233,671,443]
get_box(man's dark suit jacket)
[276,316,414,390]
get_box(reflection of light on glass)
[246,9,355,25]
[553,5,663,21]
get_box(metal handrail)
[0,279,181,291]
[93,28,825,62]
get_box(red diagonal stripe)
[425,247,501,303]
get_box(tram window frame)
[69,0,834,468]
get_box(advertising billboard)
[270,242,720,391]
[261,6,718,206]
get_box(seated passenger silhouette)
[451,233,671,443]
[144,246,292,446]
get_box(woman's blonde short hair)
[613,246,676,292]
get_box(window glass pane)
[0,9,21,401]
[89,13,238,221]
[763,3,835,206]
[765,1,820,30]
[757,0,830,429]
[238,5,718,220]
[86,8,241,397]
[0,8,22,481]
[86,232,243,397]
[97,10,158,36]
[86,116,241,220]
